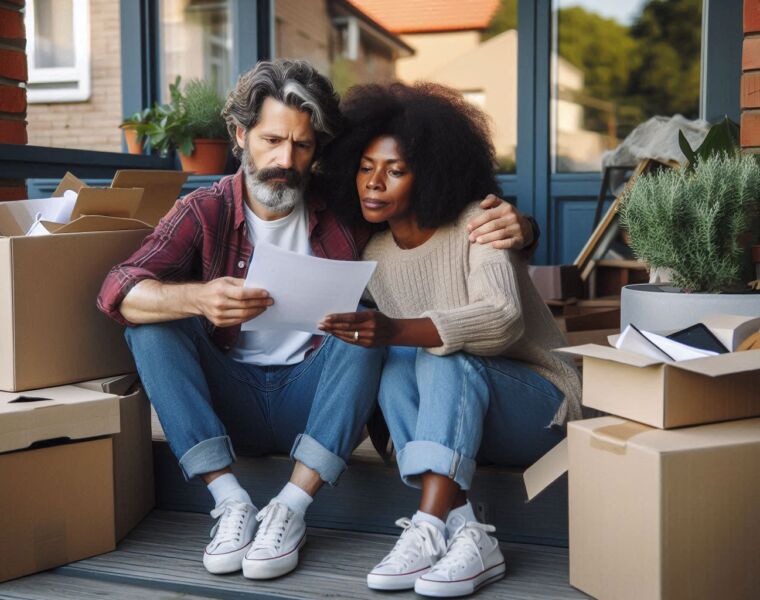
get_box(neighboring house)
[24,0,411,153]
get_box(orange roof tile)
[346,0,499,34]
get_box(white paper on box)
[241,241,377,334]
[24,190,78,235]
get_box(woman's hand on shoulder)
[319,310,399,347]
[467,194,536,251]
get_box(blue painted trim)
[516,0,537,221]
[701,0,741,122]
[230,0,264,82]
[532,0,552,265]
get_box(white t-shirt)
[229,201,314,366]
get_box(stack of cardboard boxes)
[526,317,760,600]
[0,171,187,582]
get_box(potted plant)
[140,78,229,174]
[618,121,760,331]
[176,78,229,174]
[119,108,152,154]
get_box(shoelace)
[208,502,251,549]
[252,502,292,551]
[377,518,447,571]
[432,521,496,577]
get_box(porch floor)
[0,510,589,600]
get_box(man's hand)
[319,310,399,347]
[195,277,273,328]
[466,194,534,250]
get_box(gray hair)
[223,59,342,158]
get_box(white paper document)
[25,190,78,236]
[615,324,718,362]
[241,241,377,334]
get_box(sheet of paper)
[24,190,78,236]
[241,241,377,334]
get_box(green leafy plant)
[620,152,760,293]
[138,77,227,157]
[678,117,740,169]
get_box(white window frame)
[25,0,91,103]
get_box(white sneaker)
[415,520,506,597]
[242,501,306,579]
[366,518,448,591]
[203,500,258,574]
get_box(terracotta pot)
[121,126,144,155]
[179,139,229,175]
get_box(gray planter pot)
[621,284,760,332]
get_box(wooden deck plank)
[0,572,211,600]
[48,511,588,600]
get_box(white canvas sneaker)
[366,518,448,591]
[414,520,506,597]
[203,500,258,574]
[242,501,306,579]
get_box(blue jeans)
[379,347,565,491]
[125,318,384,482]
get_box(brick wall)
[26,0,122,152]
[0,0,27,200]
[742,0,760,148]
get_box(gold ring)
[353,330,359,341]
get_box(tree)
[482,0,517,40]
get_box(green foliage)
[330,56,358,97]
[136,77,227,157]
[482,0,517,40]
[620,153,760,293]
[182,79,228,140]
[679,117,740,170]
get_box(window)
[160,0,233,102]
[551,0,703,172]
[273,0,517,173]
[25,0,91,103]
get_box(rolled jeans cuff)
[290,433,347,486]
[178,435,236,481]
[396,440,477,491]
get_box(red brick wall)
[742,0,760,148]
[0,0,27,200]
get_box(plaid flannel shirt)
[97,168,372,352]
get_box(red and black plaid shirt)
[97,168,372,352]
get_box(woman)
[318,82,581,598]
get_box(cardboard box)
[0,384,121,582]
[525,417,760,600]
[529,265,583,301]
[78,374,155,541]
[573,417,760,600]
[0,170,187,391]
[557,344,760,428]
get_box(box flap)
[556,344,664,367]
[670,348,760,377]
[0,385,120,453]
[71,187,144,220]
[111,170,189,227]
[53,172,87,197]
[52,215,152,234]
[523,438,568,501]
[0,197,70,237]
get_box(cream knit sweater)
[362,202,582,426]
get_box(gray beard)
[241,146,306,214]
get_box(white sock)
[446,501,478,537]
[275,482,313,515]
[412,510,447,537]
[207,473,252,508]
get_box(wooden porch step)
[45,510,587,600]
[153,439,569,547]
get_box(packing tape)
[589,421,652,455]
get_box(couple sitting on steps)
[98,59,581,598]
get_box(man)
[98,59,537,580]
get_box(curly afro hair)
[316,82,499,229]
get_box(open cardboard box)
[0,170,187,391]
[0,383,121,582]
[556,343,760,428]
[524,417,760,600]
